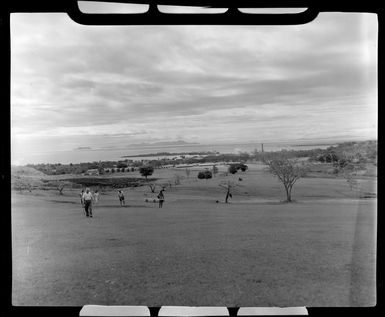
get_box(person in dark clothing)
[157,189,165,208]
[118,190,125,206]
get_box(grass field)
[12,164,377,306]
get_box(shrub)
[198,170,212,180]
[139,166,154,180]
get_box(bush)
[228,165,238,174]
[198,170,212,180]
[139,166,154,180]
[117,162,128,168]
[228,163,248,174]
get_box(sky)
[11,9,378,165]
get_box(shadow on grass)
[101,204,149,208]
[218,200,298,205]
[47,200,79,204]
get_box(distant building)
[84,169,99,176]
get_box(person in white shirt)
[82,188,94,217]
[94,190,100,204]
[79,189,84,206]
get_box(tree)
[219,181,237,203]
[12,176,28,193]
[198,170,212,180]
[333,150,367,193]
[139,166,154,180]
[57,182,66,195]
[265,158,308,202]
[229,163,248,174]
[228,164,238,174]
[239,163,248,172]
[212,165,219,177]
[147,183,157,193]
[117,162,128,169]
[174,174,182,185]
[49,180,69,195]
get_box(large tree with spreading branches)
[265,158,308,202]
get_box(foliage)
[174,174,182,185]
[12,176,32,193]
[265,158,308,202]
[197,170,213,180]
[117,161,128,168]
[228,163,248,174]
[331,148,368,192]
[64,177,153,189]
[228,165,238,174]
[23,140,376,177]
[212,165,219,176]
[139,165,154,180]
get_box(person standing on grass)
[118,190,125,206]
[80,189,85,206]
[82,188,94,217]
[157,189,165,208]
[94,190,100,204]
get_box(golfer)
[82,188,93,217]
[118,190,125,206]
[80,189,85,206]
[157,189,165,208]
[94,190,100,204]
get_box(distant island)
[122,151,219,158]
[74,146,92,151]
[127,140,200,147]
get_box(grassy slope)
[11,164,376,306]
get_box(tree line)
[25,140,376,177]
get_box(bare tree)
[12,176,33,193]
[265,158,308,202]
[219,181,238,203]
[174,174,182,185]
[13,177,25,193]
[55,181,67,195]
[147,183,157,193]
[333,150,366,193]
[212,165,219,177]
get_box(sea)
[17,139,343,165]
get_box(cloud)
[10,12,377,163]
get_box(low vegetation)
[63,177,156,189]
[197,170,213,180]
[14,140,376,202]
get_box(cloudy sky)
[11,10,377,164]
